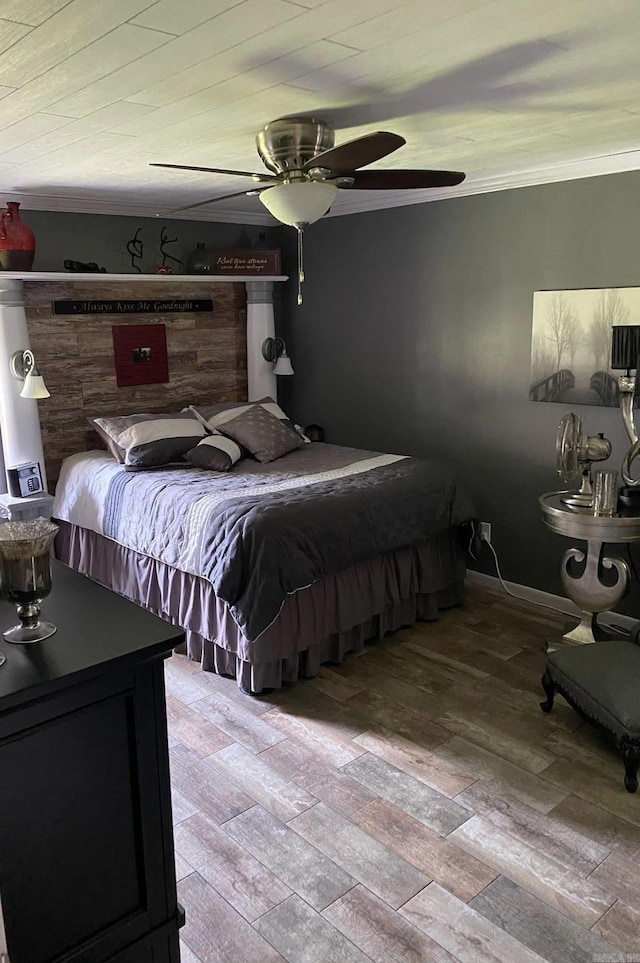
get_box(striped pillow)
[91,412,205,468]
[184,432,242,472]
[189,398,311,442]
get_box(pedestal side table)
[540,491,640,648]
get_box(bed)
[53,434,477,694]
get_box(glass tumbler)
[592,469,619,517]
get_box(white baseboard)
[465,569,637,631]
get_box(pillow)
[184,432,242,472]
[217,404,304,463]
[189,397,311,442]
[294,424,312,443]
[90,412,205,468]
[89,418,126,463]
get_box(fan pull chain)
[297,227,304,305]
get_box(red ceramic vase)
[0,202,35,271]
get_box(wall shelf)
[0,272,288,282]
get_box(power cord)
[481,535,571,616]
[479,529,631,634]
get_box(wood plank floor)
[168,582,640,963]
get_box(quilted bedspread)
[54,443,476,641]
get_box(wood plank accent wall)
[24,279,247,485]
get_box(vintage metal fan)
[152,116,465,302]
[556,412,611,509]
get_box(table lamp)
[611,325,640,512]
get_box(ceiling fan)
[152,116,465,303]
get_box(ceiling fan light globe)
[259,180,338,227]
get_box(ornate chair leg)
[623,746,639,793]
[540,671,555,713]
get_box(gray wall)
[278,170,640,610]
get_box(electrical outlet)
[479,521,492,542]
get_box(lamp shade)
[612,326,640,369]
[20,371,50,399]
[273,352,294,376]
[259,180,338,227]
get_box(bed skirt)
[56,521,466,693]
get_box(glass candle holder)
[0,519,58,643]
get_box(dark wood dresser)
[0,561,184,963]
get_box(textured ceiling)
[0,0,637,223]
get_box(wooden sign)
[53,298,213,315]
[206,250,281,275]
[112,324,169,387]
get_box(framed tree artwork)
[529,287,640,406]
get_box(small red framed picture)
[112,324,169,387]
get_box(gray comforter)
[54,444,477,642]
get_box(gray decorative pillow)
[184,431,242,471]
[91,412,205,468]
[189,397,311,442]
[217,404,304,463]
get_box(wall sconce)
[262,337,294,376]
[10,349,50,399]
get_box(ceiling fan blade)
[150,162,275,182]
[303,131,405,175]
[157,189,267,217]
[339,169,466,190]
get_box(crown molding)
[323,149,640,217]
[0,191,274,224]
[4,150,640,224]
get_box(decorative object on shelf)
[64,259,107,272]
[0,518,58,643]
[186,242,210,273]
[156,225,184,274]
[262,336,294,375]
[204,248,281,275]
[125,227,144,273]
[529,287,640,406]
[10,348,50,399]
[0,201,35,271]
[555,412,611,509]
[151,116,464,305]
[254,231,270,250]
